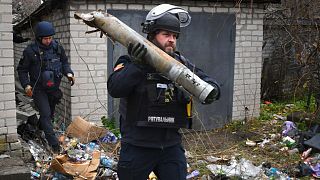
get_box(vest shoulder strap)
[53,40,62,55]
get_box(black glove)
[128,42,147,64]
[204,83,220,104]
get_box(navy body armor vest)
[31,41,63,90]
[123,72,190,129]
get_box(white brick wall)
[0,0,19,154]
[69,1,108,125]
[232,4,264,120]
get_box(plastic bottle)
[101,157,117,169]
[31,171,40,178]
[186,170,200,179]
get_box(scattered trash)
[282,121,297,136]
[186,170,200,179]
[265,167,280,178]
[30,170,40,179]
[273,114,286,120]
[100,132,118,144]
[22,115,121,180]
[270,133,281,140]
[66,116,108,144]
[207,158,264,179]
[100,155,117,169]
[264,167,289,179]
[50,150,101,180]
[0,154,10,159]
[245,139,256,146]
[287,148,299,155]
[21,105,320,179]
[295,163,313,177]
[310,163,320,178]
[285,104,294,108]
[258,138,270,147]
[205,156,221,163]
[282,136,296,148]
[28,140,52,162]
[264,101,272,105]
[185,150,193,159]
[301,148,312,159]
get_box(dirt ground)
[181,118,303,178]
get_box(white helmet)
[142,4,191,34]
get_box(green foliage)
[258,102,286,121]
[101,116,120,137]
[291,96,316,112]
[296,122,308,131]
[258,96,317,132]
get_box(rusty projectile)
[74,11,217,103]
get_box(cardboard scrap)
[66,116,108,143]
[50,150,101,180]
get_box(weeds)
[101,116,120,137]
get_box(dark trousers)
[32,89,61,147]
[117,143,187,180]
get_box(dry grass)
[182,117,303,178]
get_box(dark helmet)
[142,13,180,34]
[142,4,191,35]
[35,21,55,38]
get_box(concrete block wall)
[67,0,264,121]
[0,0,22,156]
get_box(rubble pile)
[19,116,119,180]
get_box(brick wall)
[0,0,22,156]
[232,3,264,120]
[69,1,108,125]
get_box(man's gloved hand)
[67,73,75,86]
[128,42,147,64]
[203,84,220,104]
[25,85,33,97]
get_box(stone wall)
[0,0,21,156]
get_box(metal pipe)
[74,11,216,103]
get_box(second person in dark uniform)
[17,21,75,153]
